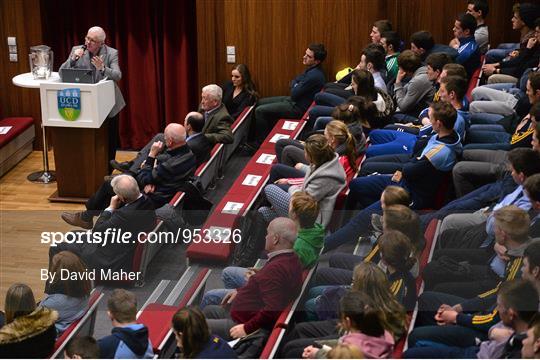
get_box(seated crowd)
[6,1,540,359]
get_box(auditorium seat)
[0,116,35,177]
[50,290,104,358]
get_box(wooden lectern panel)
[49,120,109,201]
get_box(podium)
[40,80,114,202]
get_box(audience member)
[41,251,91,335]
[370,20,393,45]
[522,313,540,358]
[452,12,481,77]
[0,283,57,358]
[99,289,153,358]
[259,134,346,227]
[349,101,462,211]
[65,336,101,359]
[327,343,364,359]
[423,205,531,296]
[449,0,490,54]
[184,111,213,166]
[63,124,192,229]
[393,50,436,117]
[410,30,458,62]
[250,43,327,147]
[485,3,539,64]
[202,218,303,340]
[55,174,156,275]
[171,306,236,359]
[381,31,401,81]
[319,204,422,287]
[302,291,394,359]
[283,263,404,358]
[404,279,539,358]
[289,191,325,268]
[223,63,258,119]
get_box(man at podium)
[60,25,126,171]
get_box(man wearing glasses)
[60,26,126,171]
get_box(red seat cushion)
[137,303,177,353]
[0,117,34,148]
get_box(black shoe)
[110,160,133,173]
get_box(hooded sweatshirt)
[294,223,325,268]
[340,331,395,359]
[316,331,395,359]
[402,131,462,208]
[98,323,154,359]
[292,154,347,227]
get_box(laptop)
[60,68,96,84]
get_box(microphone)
[73,44,87,61]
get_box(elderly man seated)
[200,217,304,340]
[62,123,196,229]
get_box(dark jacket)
[0,307,58,358]
[137,144,197,207]
[187,132,212,166]
[403,131,462,208]
[290,65,326,112]
[90,195,156,273]
[500,44,540,79]
[194,335,237,359]
[98,324,154,358]
[223,81,256,119]
[202,104,234,144]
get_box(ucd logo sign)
[57,88,81,121]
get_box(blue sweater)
[290,65,326,112]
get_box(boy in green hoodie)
[290,191,325,268]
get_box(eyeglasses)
[85,36,100,44]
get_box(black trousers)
[410,291,489,348]
[108,114,119,173]
[280,320,338,358]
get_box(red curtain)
[41,0,198,149]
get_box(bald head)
[266,217,298,251]
[164,123,187,149]
[87,26,106,42]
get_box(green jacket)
[294,223,325,268]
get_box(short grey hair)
[202,84,223,103]
[88,26,106,42]
[270,217,298,247]
[111,175,140,203]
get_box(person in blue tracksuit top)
[98,289,154,359]
[347,101,463,213]
[453,13,481,77]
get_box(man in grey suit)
[60,26,126,170]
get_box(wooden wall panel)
[0,0,44,150]
[197,0,540,98]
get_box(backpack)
[231,211,268,267]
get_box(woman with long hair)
[259,134,346,227]
[0,283,58,357]
[222,63,258,119]
[282,263,405,358]
[302,290,394,359]
[41,251,92,335]
[171,306,236,359]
